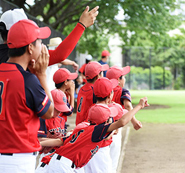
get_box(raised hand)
[139,97,150,109]
[79,6,99,28]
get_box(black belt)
[1,152,37,156]
[56,155,75,168]
[40,162,47,167]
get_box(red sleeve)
[48,23,85,66]
[79,64,86,73]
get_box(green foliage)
[9,0,183,58]
[120,0,181,47]
[129,66,173,89]
[174,75,183,90]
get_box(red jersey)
[76,83,96,125]
[79,64,86,74]
[112,85,131,109]
[55,123,111,168]
[38,116,66,154]
[0,63,51,153]
[38,116,66,138]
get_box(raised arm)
[48,6,99,66]
[124,99,142,130]
[107,97,149,132]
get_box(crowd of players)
[0,7,149,173]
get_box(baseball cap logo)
[63,96,67,103]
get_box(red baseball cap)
[51,89,71,112]
[93,77,118,98]
[101,50,110,56]
[85,61,109,80]
[88,104,118,124]
[53,68,78,84]
[106,65,130,80]
[7,19,51,48]
[108,102,128,121]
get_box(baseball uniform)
[46,122,112,172]
[76,83,96,125]
[0,63,51,173]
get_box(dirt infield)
[119,123,185,173]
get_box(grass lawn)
[130,90,185,124]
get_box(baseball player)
[0,6,99,64]
[76,61,109,125]
[36,89,72,173]
[98,50,110,77]
[0,19,54,173]
[53,68,78,124]
[40,77,149,173]
[84,78,119,173]
[106,65,142,172]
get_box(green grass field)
[130,90,185,124]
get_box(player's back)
[76,83,96,125]
[0,63,41,153]
[55,122,110,168]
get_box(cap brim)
[38,27,51,39]
[55,103,71,112]
[101,64,109,71]
[110,79,118,88]
[109,107,118,118]
[68,73,78,80]
[122,66,130,75]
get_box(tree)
[7,0,182,57]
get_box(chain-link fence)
[122,47,179,90]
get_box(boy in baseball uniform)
[40,77,149,173]
[53,68,78,124]
[36,89,72,172]
[0,19,54,173]
[76,61,109,125]
[106,65,142,172]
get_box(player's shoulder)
[122,88,130,93]
[121,88,131,100]
[23,72,40,87]
[79,83,93,92]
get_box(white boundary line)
[117,126,131,173]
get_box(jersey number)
[70,129,84,143]
[0,82,4,114]
[77,97,83,113]
[0,78,9,120]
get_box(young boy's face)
[31,39,42,61]
[118,75,126,88]
[66,79,74,89]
